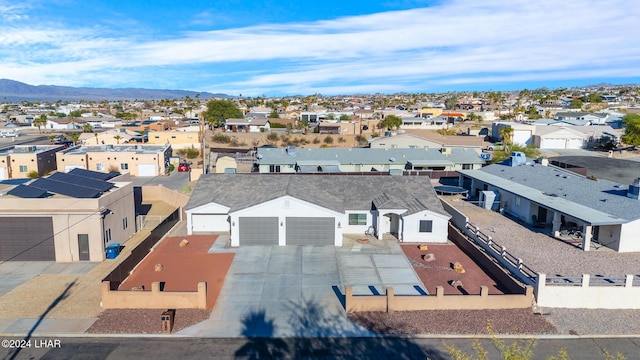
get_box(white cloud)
[1,0,639,95]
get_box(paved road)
[1,336,639,359]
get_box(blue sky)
[1,0,640,96]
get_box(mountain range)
[0,79,229,101]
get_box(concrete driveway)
[177,235,425,337]
[0,261,96,297]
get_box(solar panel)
[68,168,119,181]
[6,185,49,198]
[49,172,114,192]
[30,178,102,198]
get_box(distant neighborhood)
[1,83,640,339]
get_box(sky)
[1,0,640,96]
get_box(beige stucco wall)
[0,181,136,262]
[101,281,207,309]
[0,146,61,178]
[345,285,533,312]
[147,131,199,147]
[57,147,171,176]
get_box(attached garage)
[286,217,335,245]
[191,214,229,232]
[0,217,55,261]
[138,164,156,176]
[541,138,567,149]
[239,217,279,245]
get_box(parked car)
[486,142,504,151]
[0,131,18,138]
[177,163,190,172]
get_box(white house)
[185,175,451,246]
[224,118,270,133]
[532,127,586,149]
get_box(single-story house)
[459,154,640,252]
[224,118,270,133]
[185,175,451,246]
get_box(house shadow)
[234,296,448,359]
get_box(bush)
[211,133,232,143]
[371,132,380,138]
[168,164,175,172]
[270,123,286,128]
[338,137,346,143]
[27,170,39,179]
[323,136,334,144]
[186,147,199,159]
[312,137,321,144]
[267,132,280,142]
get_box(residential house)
[369,132,483,152]
[0,145,64,180]
[400,117,448,130]
[56,144,172,176]
[459,154,640,252]
[0,169,135,262]
[255,147,483,173]
[224,118,270,133]
[532,127,586,149]
[146,130,200,149]
[491,122,535,145]
[185,174,451,245]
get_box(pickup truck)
[0,131,18,138]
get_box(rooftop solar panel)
[30,178,102,198]
[49,172,114,192]
[6,185,49,198]
[68,168,119,181]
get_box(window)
[269,165,281,173]
[19,165,28,172]
[515,196,521,207]
[120,163,129,170]
[462,164,473,170]
[349,213,367,226]
[154,136,160,139]
[96,163,104,171]
[105,228,111,242]
[419,220,433,233]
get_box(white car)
[0,131,18,138]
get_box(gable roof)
[186,174,450,217]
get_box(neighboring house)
[532,127,586,149]
[255,147,483,173]
[459,154,640,252]
[45,118,83,130]
[418,108,444,118]
[369,133,482,152]
[0,169,135,262]
[56,144,172,176]
[146,130,200,149]
[0,145,64,180]
[224,118,270,133]
[400,117,448,130]
[491,122,535,145]
[185,174,451,246]
[79,129,136,146]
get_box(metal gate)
[285,217,334,245]
[239,217,279,245]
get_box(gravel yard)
[87,309,210,334]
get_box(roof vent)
[389,157,396,162]
[627,177,640,200]
[286,146,296,157]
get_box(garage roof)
[186,174,449,217]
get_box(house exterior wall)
[369,136,442,149]
[401,211,449,243]
[0,146,63,179]
[229,196,342,247]
[147,131,199,148]
[57,147,172,176]
[597,224,622,250]
[618,219,640,252]
[342,210,374,234]
[0,182,135,262]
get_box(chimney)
[627,178,640,200]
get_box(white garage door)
[138,164,156,176]
[286,217,335,245]
[541,138,566,149]
[513,130,532,146]
[566,138,583,149]
[192,214,229,232]
[64,165,85,173]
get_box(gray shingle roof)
[186,174,450,217]
[461,162,640,224]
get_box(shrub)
[168,164,175,172]
[338,137,346,143]
[371,132,380,138]
[323,136,334,144]
[267,132,280,142]
[270,123,286,128]
[211,133,232,143]
[107,164,119,172]
[27,170,39,179]
[186,147,199,159]
[312,137,321,144]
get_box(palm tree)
[94,132,99,144]
[34,114,47,133]
[48,135,56,143]
[68,132,80,146]
[499,126,514,155]
[114,135,122,144]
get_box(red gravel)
[402,244,506,295]
[87,309,210,334]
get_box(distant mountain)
[0,79,230,101]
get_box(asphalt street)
[1,336,639,360]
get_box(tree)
[444,96,458,110]
[202,99,243,127]
[83,123,93,133]
[467,112,483,122]
[570,99,583,109]
[269,110,280,118]
[621,114,640,146]
[68,132,80,145]
[33,114,47,133]
[498,126,514,155]
[339,114,352,121]
[380,114,402,130]
[113,135,122,144]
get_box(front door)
[537,207,548,223]
[78,234,90,261]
